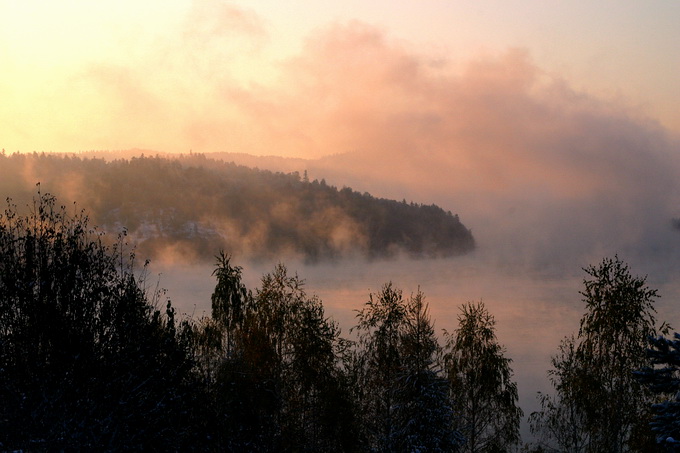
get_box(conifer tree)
[635,333,680,451]
[396,290,462,452]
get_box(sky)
[3,0,680,274]
[1,0,679,155]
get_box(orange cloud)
[218,22,679,270]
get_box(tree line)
[1,193,679,451]
[0,152,475,261]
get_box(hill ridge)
[0,152,475,262]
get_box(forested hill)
[0,152,475,262]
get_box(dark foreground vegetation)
[1,194,679,452]
[0,151,475,261]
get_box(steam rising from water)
[122,20,678,277]
[281,29,680,273]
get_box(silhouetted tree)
[203,262,358,452]
[211,251,250,354]
[635,333,680,451]
[0,191,201,451]
[396,290,463,452]
[253,264,358,452]
[354,283,462,452]
[531,256,663,452]
[444,301,522,452]
[529,336,589,453]
[353,283,408,451]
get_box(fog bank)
[213,24,680,275]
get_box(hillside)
[0,152,475,262]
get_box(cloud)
[183,0,268,43]
[221,22,680,273]
[61,1,268,153]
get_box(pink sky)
[1,0,679,155]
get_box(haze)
[3,0,680,439]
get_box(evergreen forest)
[0,152,475,262]
[2,192,680,452]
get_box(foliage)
[635,333,680,451]
[199,260,359,452]
[444,301,522,452]
[0,191,201,451]
[530,337,589,453]
[396,290,464,452]
[353,283,462,452]
[531,256,663,453]
[211,251,250,354]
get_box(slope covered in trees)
[0,152,475,262]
